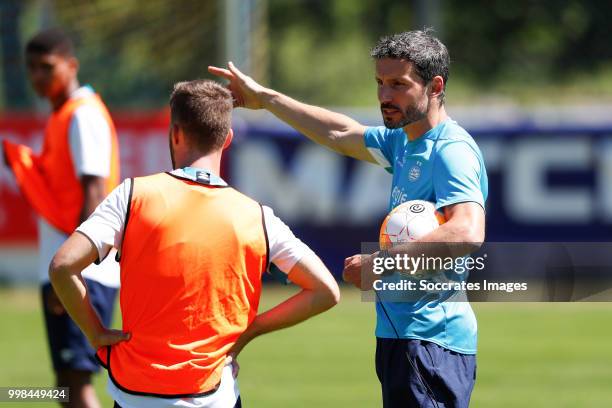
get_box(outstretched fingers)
[209,62,246,82]
[227,61,245,79]
[208,65,234,80]
[208,62,262,109]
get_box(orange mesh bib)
[3,93,120,234]
[97,172,268,397]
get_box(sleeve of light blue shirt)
[433,141,485,210]
[363,126,395,174]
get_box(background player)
[49,79,340,407]
[2,28,120,408]
[210,29,487,407]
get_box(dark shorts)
[41,279,117,373]
[376,338,476,408]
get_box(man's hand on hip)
[90,328,131,350]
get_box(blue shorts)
[376,338,476,408]
[41,279,117,373]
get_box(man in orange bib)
[48,80,340,407]
[1,28,120,407]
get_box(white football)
[379,200,445,248]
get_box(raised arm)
[208,62,376,163]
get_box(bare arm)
[45,176,113,316]
[49,232,129,349]
[208,62,375,163]
[79,175,107,223]
[229,252,340,358]
[409,201,485,253]
[343,202,486,289]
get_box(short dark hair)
[169,80,232,154]
[371,29,450,104]
[25,28,75,57]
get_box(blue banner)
[225,124,612,275]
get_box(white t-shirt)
[77,178,310,272]
[76,177,311,407]
[37,86,119,286]
[108,363,239,408]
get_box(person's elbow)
[48,232,98,284]
[456,221,485,252]
[323,278,341,309]
[290,254,341,310]
[313,273,341,311]
[48,250,73,284]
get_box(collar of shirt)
[404,117,454,144]
[70,85,95,99]
[169,167,228,187]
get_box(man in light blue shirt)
[365,119,487,355]
[210,29,487,408]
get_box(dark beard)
[381,100,429,129]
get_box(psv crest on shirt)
[408,161,422,182]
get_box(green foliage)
[443,0,611,84]
[53,0,220,108]
[267,0,416,106]
[266,0,612,106]
[2,0,612,108]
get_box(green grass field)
[1,285,612,407]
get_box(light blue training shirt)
[364,118,488,354]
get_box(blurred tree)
[267,0,612,105]
[267,0,416,106]
[53,0,221,108]
[443,0,612,84]
[0,0,28,108]
[2,0,612,109]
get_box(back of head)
[25,28,75,57]
[371,29,450,104]
[169,80,233,154]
